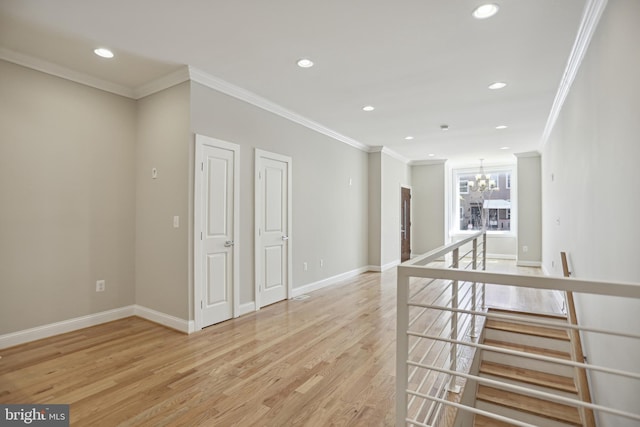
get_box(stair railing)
[397,254,640,427]
[561,251,596,427]
[397,231,487,426]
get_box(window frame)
[450,164,515,237]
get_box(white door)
[255,149,292,308]
[195,135,239,329]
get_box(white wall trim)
[189,66,370,153]
[238,302,257,316]
[370,146,411,164]
[487,253,517,260]
[368,259,401,272]
[410,159,448,166]
[134,305,194,333]
[517,260,543,268]
[540,0,608,147]
[514,151,541,158]
[133,67,190,99]
[0,306,135,349]
[292,266,371,297]
[0,47,135,98]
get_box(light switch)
[152,168,158,179]
[173,216,179,228]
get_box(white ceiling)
[0,0,586,165]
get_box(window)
[453,166,513,233]
[459,180,470,194]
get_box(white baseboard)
[0,305,197,349]
[237,302,256,317]
[134,305,194,333]
[0,306,135,349]
[487,253,517,260]
[368,259,400,272]
[292,266,371,297]
[516,260,542,267]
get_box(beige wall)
[368,152,382,267]
[542,1,640,425]
[0,60,136,334]
[135,82,191,319]
[516,153,541,265]
[410,162,446,255]
[190,82,369,305]
[381,152,411,267]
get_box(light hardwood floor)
[0,261,560,426]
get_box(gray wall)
[0,60,137,334]
[381,153,411,267]
[410,162,446,255]
[368,152,382,267]
[516,153,541,265]
[542,1,640,425]
[190,82,369,305]
[135,82,191,320]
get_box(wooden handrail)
[561,251,596,427]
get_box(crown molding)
[133,67,190,99]
[514,151,541,158]
[540,0,608,147]
[410,159,447,166]
[369,146,411,164]
[188,66,370,153]
[0,47,135,98]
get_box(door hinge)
[201,162,204,171]
[200,231,203,240]
[259,171,262,180]
[201,300,203,309]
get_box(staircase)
[473,308,588,427]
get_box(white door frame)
[194,134,240,330]
[254,149,293,309]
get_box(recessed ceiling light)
[405,136,414,140]
[362,105,375,112]
[94,48,114,59]
[428,153,436,157]
[472,4,499,19]
[488,82,507,90]
[440,124,449,131]
[496,125,508,130]
[500,146,511,150]
[297,58,314,68]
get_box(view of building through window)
[456,170,512,232]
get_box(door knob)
[282,236,289,241]
[224,240,234,247]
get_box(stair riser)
[476,400,580,427]
[479,373,579,399]
[484,328,571,353]
[481,350,574,377]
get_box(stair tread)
[486,319,570,341]
[476,385,582,426]
[474,414,519,427]
[488,307,568,321]
[483,338,572,360]
[480,361,578,393]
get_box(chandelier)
[468,159,499,192]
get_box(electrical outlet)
[320,259,324,268]
[303,262,308,271]
[96,280,106,292]
[522,245,529,253]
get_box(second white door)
[255,149,292,308]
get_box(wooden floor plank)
[0,261,555,426]
[480,361,578,394]
[476,385,582,425]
